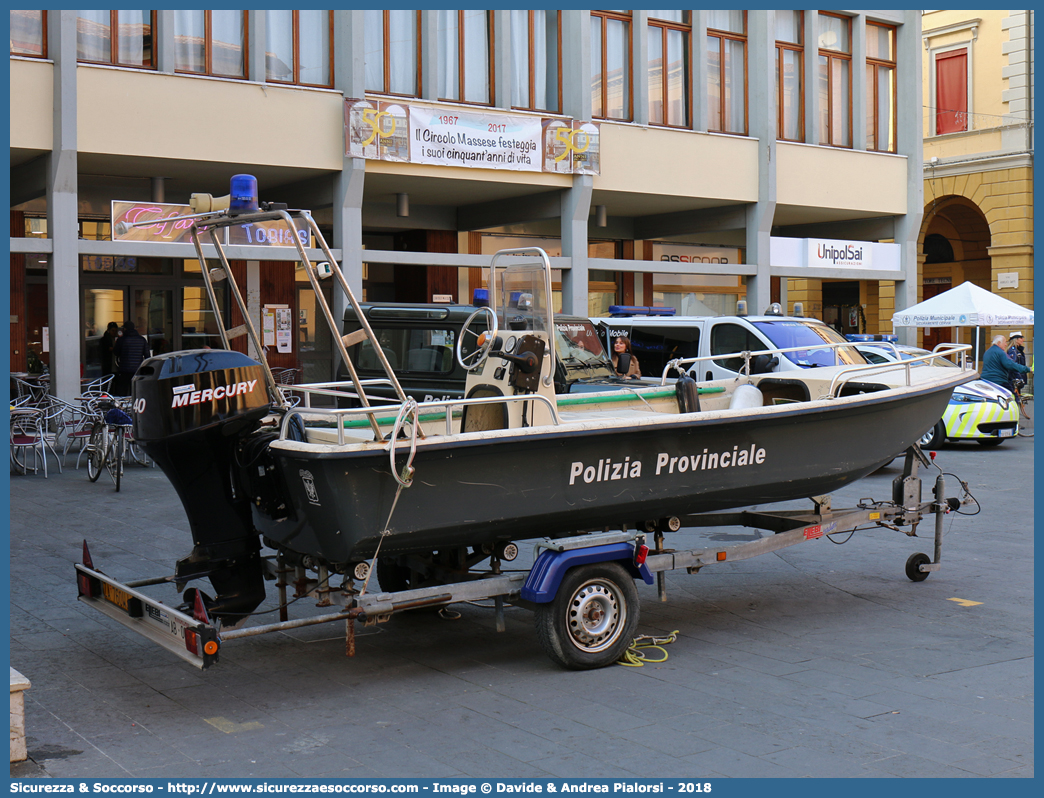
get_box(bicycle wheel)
[111,431,125,492]
[87,423,106,482]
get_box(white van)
[593,306,869,382]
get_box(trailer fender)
[521,542,653,603]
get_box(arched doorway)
[919,197,992,354]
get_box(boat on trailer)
[77,180,977,669]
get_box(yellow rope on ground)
[617,630,680,666]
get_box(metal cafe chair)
[11,376,47,407]
[10,405,64,478]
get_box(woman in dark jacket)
[112,321,151,395]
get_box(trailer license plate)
[102,582,132,612]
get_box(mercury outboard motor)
[132,350,273,622]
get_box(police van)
[593,304,869,382]
[339,302,656,404]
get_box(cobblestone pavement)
[9,415,1033,779]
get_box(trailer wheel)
[376,557,412,592]
[905,552,932,582]
[535,562,639,670]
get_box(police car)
[855,342,1019,447]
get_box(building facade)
[10,10,924,401]
[919,10,1034,359]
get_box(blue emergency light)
[229,174,258,214]
[607,305,677,317]
[845,334,898,343]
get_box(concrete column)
[852,14,867,150]
[560,175,593,317]
[745,11,777,316]
[560,11,591,120]
[333,10,368,366]
[249,10,267,83]
[891,11,924,345]
[156,10,175,73]
[246,261,261,360]
[46,11,80,402]
[632,11,649,125]
[691,10,709,131]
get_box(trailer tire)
[534,562,639,670]
[376,557,412,593]
[905,552,931,582]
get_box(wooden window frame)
[77,10,157,69]
[818,11,852,148]
[369,10,422,98]
[439,10,495,106]
[775,10,803,142]
[866,22,897,152]
[707,11,748,135]
[174,10,249,80]
[266,10,334,89]
[648,13,691,128]
[511,10,562,113]
[10,10,47,58]
[591,10,633,121]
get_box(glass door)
[133,288,174,356]
[83,287,126,378]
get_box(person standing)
[1007,332,1027,367]
[981,333,1030,392]
[99,322,120,377]
[112,320,151,396]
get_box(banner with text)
[345,99,600,175]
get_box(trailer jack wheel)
[535,562,639,670]
[905,552,932,582]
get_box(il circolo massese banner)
[345,98,600,176]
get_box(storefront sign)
[227,219,312,249]
[345,99,600,175]
[770,236,900,271]
[113,202,313,249]
[649,242,743,266]
[111,202,198,244]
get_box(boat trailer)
[75,445,971,670]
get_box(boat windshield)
[496,260,551,334]
[752,320,867,368]
[555,320,613,376]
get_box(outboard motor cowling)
[132,350,273,621]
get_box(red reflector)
[185,629,198,655]
[634,544,649,565]
[76,573,93,597]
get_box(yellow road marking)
[205,717,264,733]
[947,597,983,607]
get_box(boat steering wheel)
[456,306,499,371]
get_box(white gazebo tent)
[891,281,1034,364]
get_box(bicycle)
[86,397,134,491]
